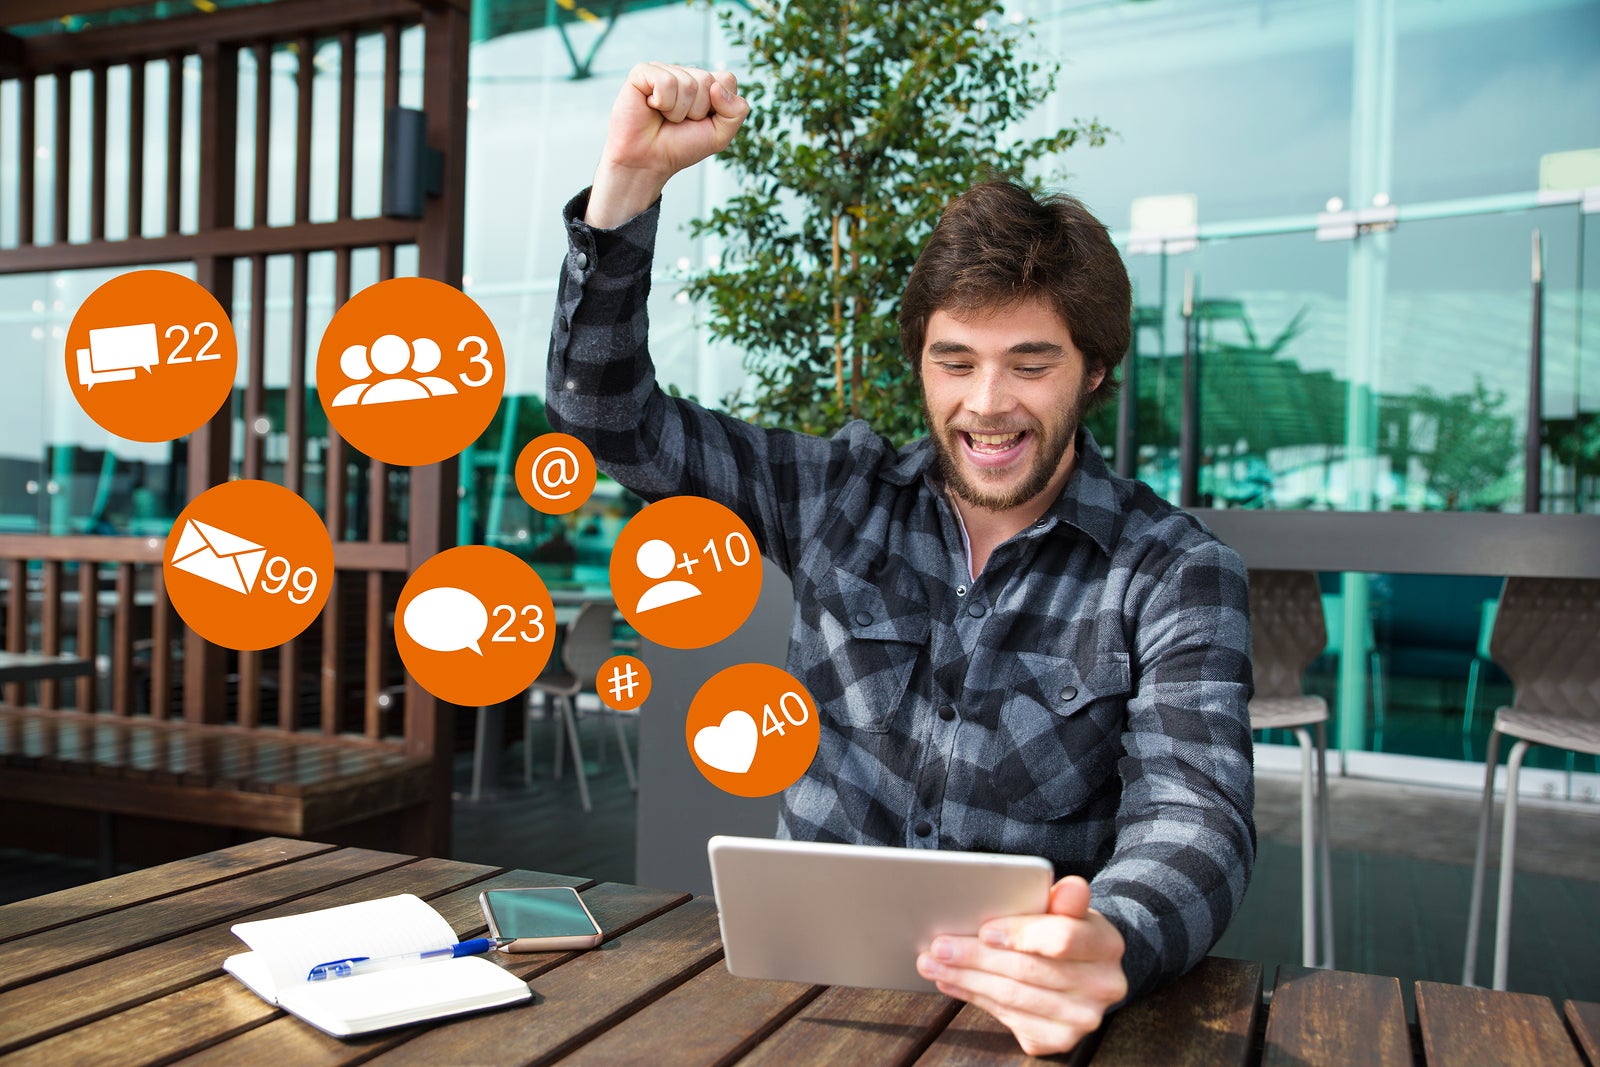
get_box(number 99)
[262,555,319,605]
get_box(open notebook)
[223,893,531,1038]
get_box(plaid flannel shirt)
[546,190,1256,1001]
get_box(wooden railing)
[0,0,471,855]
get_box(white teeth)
[968,432,1022,448]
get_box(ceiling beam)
[2,0,172,28]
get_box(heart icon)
[694,710,758,774]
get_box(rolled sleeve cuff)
[1089,888,1161,1007]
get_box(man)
[547,62,1255,1057]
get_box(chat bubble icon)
[403,586,489,655]
[77,323,161,389]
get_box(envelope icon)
[170,519,268,595]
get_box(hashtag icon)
[607,662,640,703]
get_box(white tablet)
[707,835,1053,993]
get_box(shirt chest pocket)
[989,652,1132,820]
[806,569,931,734]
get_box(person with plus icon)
[545,63,1255,1057]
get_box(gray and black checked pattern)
[546,190,1256,1002]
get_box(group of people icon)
[332,334,459,407]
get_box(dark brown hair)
[899,180,1131,410]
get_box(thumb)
[1049,875,1092,919]
[707,79,749,148]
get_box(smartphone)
[479,887,603,951]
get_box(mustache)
[946,423,1037,436]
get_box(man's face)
[919,298,1103,514]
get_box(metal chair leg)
[1316,720,1334,969]
[560,696,591,813]
[1463,728,1502,986]
[1293,725,1316,968]
[552,694,565,781]
[1493,739,1531,991]
[1463,659,1481,760]
[613,712,637,791]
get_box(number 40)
[760,691,810,737]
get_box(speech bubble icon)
[78,323,161,389]
[403,585,489,655]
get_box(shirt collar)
[881,428,1123,558]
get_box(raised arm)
[547,65,858,573]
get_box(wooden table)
[0,838,1593,1066]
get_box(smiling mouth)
[962,430,1028,455]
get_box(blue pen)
[306,938,511,981]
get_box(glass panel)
[1548,208,1600,513]
[1390,0,1600,203]
[1037,1,1354,226]
[1379,206,1581,513]
[0,266,196,537]
[1169,233,1350,509]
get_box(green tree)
[1410,378,1519,510]
[685,0,1108,444]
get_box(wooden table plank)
[369,891,715,1067]
[3,863,567,1067]
[174,881,696,1067]
[1263,965,1410,1067]
[0,850,460,1055]
[0,838,333,943]
[0,975,275,1067]
[736,984,960,1066]
[1086,957,1261,1067]
[1417,982,1584,1067]
[0,845,414,992]
[914,1002,1094,1067]
[559,958,822,1067]
[1564,1001,1600,1066]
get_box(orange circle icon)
[610,496,761,650]
[163,480,333,651]
[686,664,819,797]
[516,433,597,516]
[596,655,651,712]
[316,278,505,466]
[65,269,239,443]
[394,546,556,707]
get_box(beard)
[922,382,1091,513]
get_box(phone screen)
[484,888,600,938]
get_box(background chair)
[527,600,636,812]
[1462,577,1600,990]
[1249,569,1334,969]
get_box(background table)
[0,651,93,684]
[0,838,1592,1066]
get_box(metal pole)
[1524,229,1544,514]
[1116,316,1138,479]
[1179,270,1199,507]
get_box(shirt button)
[968,603,986,618]
[1034,518,1048,528]
[574,251,589,270]
[564,379,577,391]
[854,611,872,627]
[938,704,955,722]
[1060,685,1079,702]
[914,821,932,838]
[955,584,967,597]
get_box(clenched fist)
[586,63,750,229]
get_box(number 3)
[459,335,493,388]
